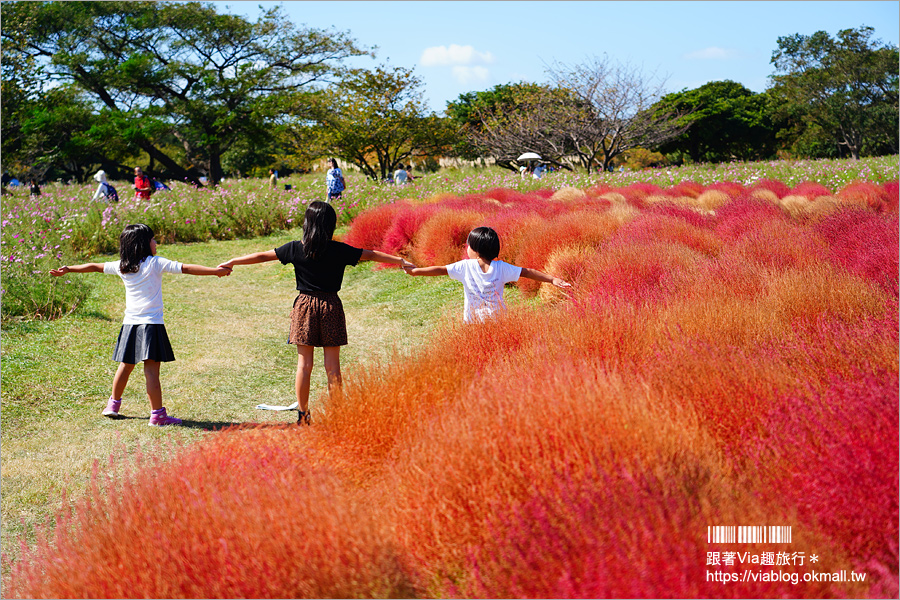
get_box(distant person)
[133,167,153,200]
[29,179,41,196]
[269,168,278,189]
[91,170,119,202]
[393,165,408,185]
[533,163,546,179]
[405,164,415,183]
[218,201,414,425]
[50,224,232,425]
[404,226,571,322]
[325,158,345,202]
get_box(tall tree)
[769,26,899,159]
[446,82,578,170]
[546,55,688,172]
[315,66,455,180]
[1,1,369,185]
[653,81,777,163]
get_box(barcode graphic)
[708,526,792,543]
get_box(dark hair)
[467,226,501,261]
[119,224,155,273]
[329,158,339,169]
[302,201,337,260]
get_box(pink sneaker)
[102,398,122,418]
[148,407,182,427]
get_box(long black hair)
[119,224,155,273]
[301,201,336,260]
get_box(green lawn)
[0,229,487,558]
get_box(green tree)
[1,1,369,185]
[769,26,899,159]
[315,66,455,180]
[653,81,777,163]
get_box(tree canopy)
[1,1,370,184]
[315,66,455,180]
[653,81,776,163]
[769,26,899,159]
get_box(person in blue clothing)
[325,158,345,202]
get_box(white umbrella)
[517,152,542,161]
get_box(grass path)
[1,229,481,559]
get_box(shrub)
[790,181,832,199]
[3,429,414,599]
[750,178,791,198]
[340,201,405,252]
[814,209,899,296]
[408,209,486,267]
[837,181,890,211]
[753,372,899,574]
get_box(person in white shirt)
[403,226,571,322]
[393,166,408,185]
[90,170,119,202]
[50,224,231,425]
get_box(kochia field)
[5,178,898,598]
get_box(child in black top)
[220,201,413,424]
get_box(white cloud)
[684,47,738,60]
[451,65,490,85]
[420,44,495,67]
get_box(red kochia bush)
[342,202,406,252]
[4,429,412,599]
[791,181,833,199]
[381,203,441,256]
[409,208,486,266]
[882,180,899,212]
[753,372,899,578]
[667,180,705,198]
[705,180,747,199]
[750,178,791,198]
[838,181,891,211]
[814,208,900,296]
[454,467,842,599]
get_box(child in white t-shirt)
[404,226,571,322]
[51,224,231,425]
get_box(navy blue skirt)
[112,324,175,363]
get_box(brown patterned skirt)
[288,292,348,347]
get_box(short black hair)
[467,226,500,261]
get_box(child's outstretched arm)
[218,250,278,270]
[520,267,572,289]
[50,263,104,276]
[182,264,232,277]
[360,249,415,269]
[405,265,449,277]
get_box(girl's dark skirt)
[289,292,348,347]
[112,324,175,363]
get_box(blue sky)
[214,1,900,113]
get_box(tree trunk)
[209,144,224,186]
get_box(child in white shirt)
[404,226,571,322]
[51,224,231,425]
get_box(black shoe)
[297,410,311,426]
